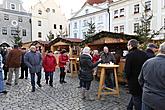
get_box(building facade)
[0,0,31,46]
[69,1,111,39]
[31,0,67,41]
[110,0,165,39]
[70,0,165,40]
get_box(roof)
[81,31,138,45]
[49,37,83,46]
[22,40,50,46]
[86,0,113,5]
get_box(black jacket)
[146,48,155,59]
[79,54,101,81]
[124,47,148,96]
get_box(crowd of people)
[0,40,165,110]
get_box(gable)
[72,3,104,18]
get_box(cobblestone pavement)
[0,69,130,110]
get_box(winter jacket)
[124,47,148,96]
[79,54,101,81]
[92,54,100,63]
[24,51,42,73]
[145,48,155,59]
[138,55,165,110]
[43,54,57,72]
[6,49,22,68]
[101,52,116,64]
[59,54,68,68]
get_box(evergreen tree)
[47,31,54,41]
[85,21,96,39]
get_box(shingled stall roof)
[31,40,50,46]
[81,31,139,45]
[49,37,83,46]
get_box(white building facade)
[69,2,110,39]
[110,0,165,39]
[31,0,67,41]
[70,0,165,40]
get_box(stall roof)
[82,31,138,45]
[49,37,83,46]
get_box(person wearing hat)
[43,50,57,87]
[146,43,158,59]
[59,49,69,84]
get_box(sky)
[0,0,85,18]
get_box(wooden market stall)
[49,37,83,76]
[22,40,50,53]
[82,31,138,83]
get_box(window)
[22,29,26,36]
[2,27,7,35]
[38,32,42,38]
[4,14,9,20]
[54,24,56,29]
[46,8,50,13]
[11,27,18,35]
[145,1,151,11]
[82,32,86,37]
[10,3,16,10]
[83,20,87,27]
[74,33,77,38]
[120,8,124,17]
[114,26,118,33]
[38,10,42,15]
[120,25,124,33]
[18,16,23,22]
[38,21,41,26]
[85,9,89,14]
[98,15,103,24]
[114,10,118,18]
[52,9,55,13]
[134,4,139,14]
[74,22,77,29]
[134,23,139,32]
[60,25,62,30]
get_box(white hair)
[159,42,165,54]
[82,47,91,54]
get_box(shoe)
[15,83,18,85]
[63,81,67,83]
[0,91,8,94]
[49,84,53,87]
[25,77,28,79]
[31,88,35,92]
[6,82,11,86]
[46,80,48,84]
[37,82,42,87]
[19,77,24,79]
[4,78,7,80]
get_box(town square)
[0,0,165,110]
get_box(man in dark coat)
[101,46,116,88]
[124,39,148,110]
[24,46,42,92]
[145,43,158,59]
[19,48,28,79]
[139,42,165,110]
[79,47,102,100]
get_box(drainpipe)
[107,8,110,32]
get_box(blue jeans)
[0,70,5,92]
[127,95,142,110]
[142,102,154,110]
[45,72,53,84]
[30,72,41,88]
[80,80,91,90]
[105,69,114,88]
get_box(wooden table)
[69,58,78,77]
[97,64,119,99]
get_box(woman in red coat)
[59,49,69,84]
[43,50,57,87]
[92,50,100,78]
